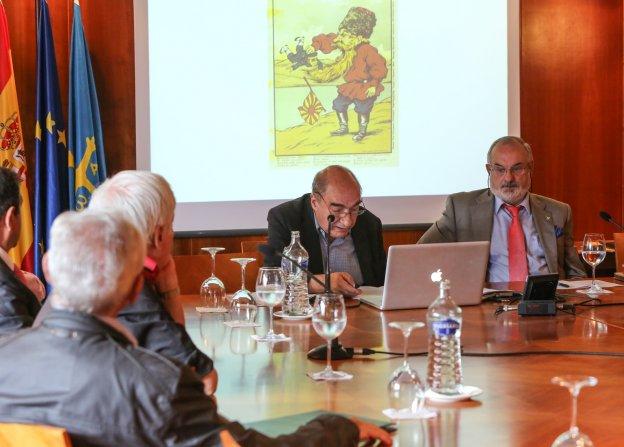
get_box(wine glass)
[308,293,353,381]
[253,267,290,343]
[229,258,257,324]
[551,375,598,447]
[388,321,426,413]
[199,247,226,310]
[580,233,607,295]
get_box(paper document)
[557,280,621,289]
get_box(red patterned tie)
[504,204,528,282]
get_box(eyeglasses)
[315,192,366,218]
[488,164,530,177]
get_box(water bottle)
[281,231,309,315]
[426,270,463,394]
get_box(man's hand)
[308,272,361,297]
[202,369,219,396]
[351,418,392,446]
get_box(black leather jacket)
[118,280,214,375]
[0,259,40,335]
[0,310,359,446]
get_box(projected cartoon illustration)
[272,0,392,157]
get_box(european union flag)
[34,0,68,281]
[68,0,106,210]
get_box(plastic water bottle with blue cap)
[426,269,463,395]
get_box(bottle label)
[432,318,460,336]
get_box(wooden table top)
[181,280,624,446]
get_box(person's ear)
[152,225,164,250]
[310,193,320,212]
[42,253,52,286]
[2,206,16,231]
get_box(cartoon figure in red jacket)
[307,7,388,142]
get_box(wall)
[6,0,623,253]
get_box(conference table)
[181,280,624,446]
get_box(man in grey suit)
[419,136,586,281]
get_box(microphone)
[258,242,354,361]
[325,215,335,294]
[599,210,624,231]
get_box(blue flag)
[34,0,68,281]
[68,0,107,210]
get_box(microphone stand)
[307,214,353,361]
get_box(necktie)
[504,204,528,282]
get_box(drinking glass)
[551,375,598,447]
[308,293,353,381]
[580,233,607,295]
[229,258,257,323]
[253,267,290,343]
[388,321,426,412]
[200,247,226,309]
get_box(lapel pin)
[545,215,551,222]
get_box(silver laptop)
[359,241,490,310]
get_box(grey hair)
[487,136,534,164]
[311,165,362,195]
[48,210,146,314]
[89,170,175,245]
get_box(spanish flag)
[0,0,34,271]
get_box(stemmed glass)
[388,321,426,413]
[199,247,226,310]
[580,233,607,295]
[308,293,353,381]
[229,258,257,324]
[551,375,598,447]
[253,267,290,343]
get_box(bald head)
[487,136,533,164]
[311,165,362,196]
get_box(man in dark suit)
[0,167,44,334]
[265,165,386,296]
[419,136,586,281]
[0,209,391,447]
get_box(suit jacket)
[265,194,386,286]
[0,259,40,335]
[418,189,586,279]
[0,309,359,446]
[117,281,214,375]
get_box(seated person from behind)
[35,170,217,394]
[0,167,45,335]
[418,136,586,282]
[265,165,386,296]
[0,210,391,447]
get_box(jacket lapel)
[0,259,38,304]
[530,194,557,273]
[301,195,324,274]
[471,190,495,240]
[351,220,373,284]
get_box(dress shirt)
[489,195,550,282]
[314,216,364,286]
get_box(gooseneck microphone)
[258,239,354,361]
[599,210,624,231]
[324,214,335,294]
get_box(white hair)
[89,170,175,245]
[48,210,146,314]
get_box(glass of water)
[253,267,290,343]
[308,293,353,381]
[580,233,607,295]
